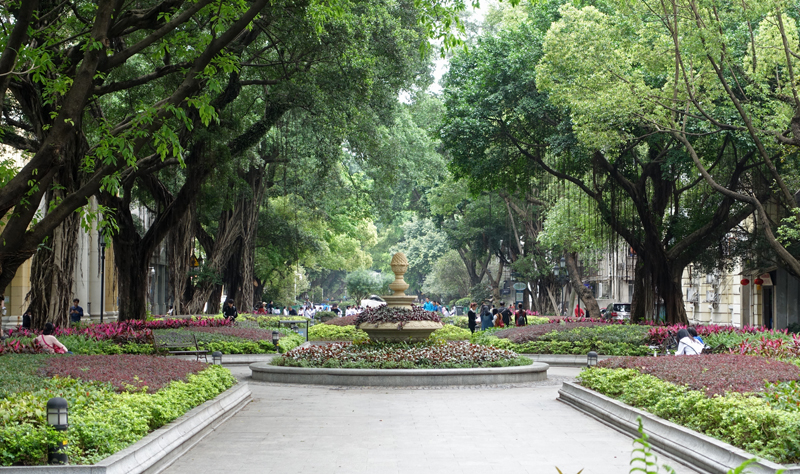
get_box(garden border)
[557,382,800,474]
[249,361,548,386]
[0,382,251,474]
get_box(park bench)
[153,331,209,362]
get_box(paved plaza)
[162,367,699,474]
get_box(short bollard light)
[272,331,280,348]
[291,323,299,334]
[587,351,598,367]
[212,351,223,365]
[46,397,69,465]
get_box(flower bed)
[598,354,800,396]
[0,354,235,466]
[647,324,784,345]
[308,324,368,341]
[579,365,800,463]
[497,320,622,344]
[272,341,531,369]
[40,355,208,393]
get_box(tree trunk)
[111,210,151,321]
[564,251,601,318]
[167,202,195,315]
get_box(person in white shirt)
[283,307,289,316]
[675,328,704,355]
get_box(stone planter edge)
[558,381,799,474]
[0,382,251,474]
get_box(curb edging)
[558,382,800,474]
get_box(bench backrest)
[154,331,199,350]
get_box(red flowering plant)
[355,305,440,329]
[324,315,358,326]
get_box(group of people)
[676,327,706,355]
[465,301,528,333]
[421,299,456,317]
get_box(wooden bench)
[153,331,209,362]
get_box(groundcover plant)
[355,305,441,328]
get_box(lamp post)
[46,397,69,464]
[587,350,598,367]
[272,330,280,349]
[99,232,106,324]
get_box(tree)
[345,270,387,303]
[441,5,756,324]
[422,249,471,304]
[392,216,450,294]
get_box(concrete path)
[162,367,699,474]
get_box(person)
[480,302,492,331]
[167,305,174,316]
[331,303,341,317]
[289,306,298,316]
[574,304,585,318]
[267,301,274,313]
[254,302,268,315]
[223,299,238,321]
[499,302,512,327]
[467,302,478,333]
[35,323,69,354]
[675,328,703,355]
[516,303,528,327]
[492,308,504,328]
[21,310,32,330]
[688,327,704,345]
[69,298,84,325]
[423,298,433,311]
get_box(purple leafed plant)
[355,305,440,329]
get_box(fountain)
[355,252,443,342]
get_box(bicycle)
[648,330,678,356]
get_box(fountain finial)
[383,252,415,308]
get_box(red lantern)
[740,278,749,286]
[754,277,764,286]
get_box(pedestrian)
[516,303,528,327]
[223,299,238,321]
[574,304,585,318]
[492,308,504,328]
[331,303,341,317]
[480,302,492,330]
[69,298,84,325]
[21,310,32,330]
[499,301,512,327]
[35,323,69,354]
[289,306,298,316]
[467,302,478,333]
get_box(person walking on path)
[480,303,492,331]
[69,299,84,325]
[516,303,528,327]
[467,303,478,333]
[499,302,512,327]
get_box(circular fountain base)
[250,361,548,386]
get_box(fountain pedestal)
[358,252,443,342]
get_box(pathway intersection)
[162,366,700,474]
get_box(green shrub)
[277,332,305,353]
[470,329,650,355]
[0,365,235,466]
[578,368,800,464]
[430,325,471,341]
[441,316,469,328]
[308,324,368,341]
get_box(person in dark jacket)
[467,302,478,333]
[499,302,512,327]
[516,303,528,327]
[480,302,492,331]
[222,299,238,321]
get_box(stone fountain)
[357,252,443,342]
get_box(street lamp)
[99,231,106,324]
[47,397,69,464]
[587,351,598,367]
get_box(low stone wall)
[250,361,549,386]
[0,382,251,474]
[558,382,799,474]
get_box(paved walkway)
[162,367,699,474]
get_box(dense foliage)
[0,355,235,466]
[308,324,369,342]
[273,341,531,369]
[579,368,800,463]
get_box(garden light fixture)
[46,397,69,464]
[212,351,222,365]
[272,330,280,347]
[587,351,598,367]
